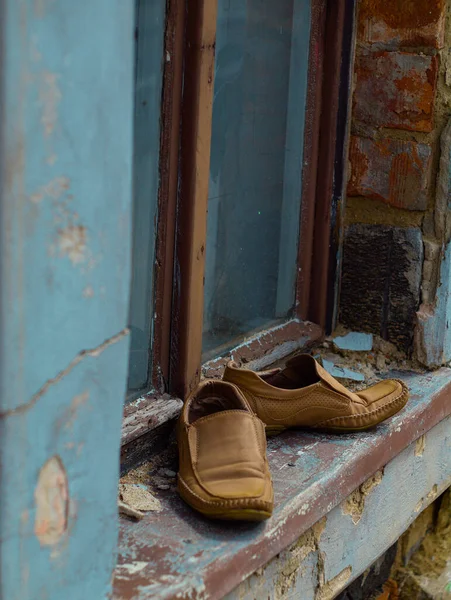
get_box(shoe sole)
[177,480,272,522]
[266,424,379,435]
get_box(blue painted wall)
[416,240,451,367]
[0,1,135,598]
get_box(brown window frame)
[170,0,356,398]
[122,0,356,449]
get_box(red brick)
[358,0,445,49]
[353,52,438,132]
[348,136,432,210]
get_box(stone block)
[340,225,423,351]
[348,136,432,210]
[353,52,438,132]
[358,0,446,49]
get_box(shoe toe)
[357,379,403,406]
[355,378,409,425]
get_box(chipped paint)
[274,518,327,600]
[34,456,68,546]
[57,224,87,265]
[427,484,438,502]
[30,176,69,203]
[116,562,148,578]
[415,434,426,457]
[316,566,352,600]
[342,470,384,524]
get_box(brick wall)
[340,0,451,359]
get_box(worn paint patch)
[39,71,61,137]
[316,566,352,600]
[115,561,148,578]
[34,456,69,546]
[57,391,90,431]
[427,484,438,502]
[57,224,87,265]
[30,176,69,204]
[342,470,384,524]
[415,435,426,457]
[274,518,327,600]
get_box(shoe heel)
[265,425,286,437]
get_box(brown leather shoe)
[177,380,274,521]
[223,354,409,434]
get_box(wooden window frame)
[122,0,357,450]
[170,0,357,398]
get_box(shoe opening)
[188,381,248,423]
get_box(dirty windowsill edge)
[115,368,451,600]
[121,319,322,448]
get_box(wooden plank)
[296,0,327,320]
[113,368,451,600]
[121,395,183,446]
[170,0,218,399]
[151,0,185,391]
[309,0,355,330]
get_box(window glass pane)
[127,0,166,395]
[203,0,311,357]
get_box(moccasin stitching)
[178,476,272,510]
[314,381,408,427]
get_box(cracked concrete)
[0,328,129,419]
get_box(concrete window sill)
[114,368,451,600]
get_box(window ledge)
[114,368,451,600]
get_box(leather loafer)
[177,380,274,521]
[223,354,409,434]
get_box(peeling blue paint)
[333,332,373,352]
[0,2,135,599]
[416,240,451,367]
[322,358,366,381]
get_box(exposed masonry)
[316,566,353,600]
[342,470,384,524]
[34,456,68,546]
[342,0,451,362]
[261,516,353,600]
[0,328,129,419]
[414,434,426,457]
